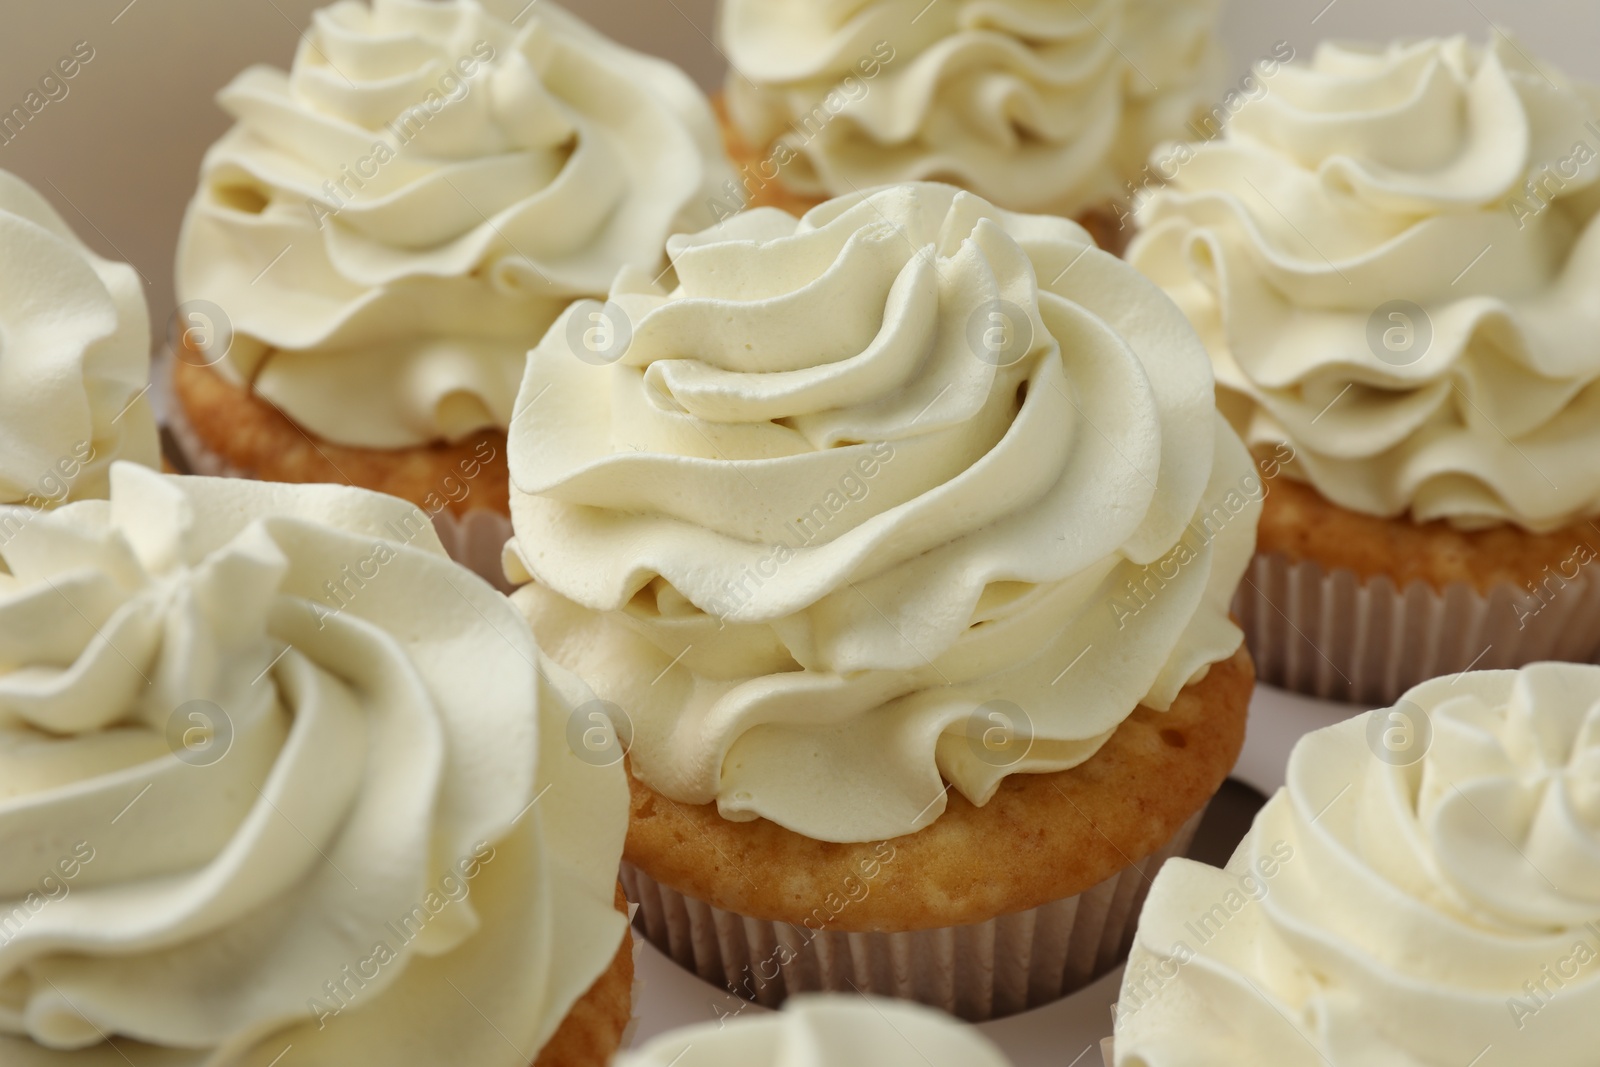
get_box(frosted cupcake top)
[177,0,731,450]
[618,995,1015,1066]
[507,182,1257,842]
[0,170,157,508]
[722,0,1226,216]
[1131,34,1600,532]
[0,464,627,1064]
[1115,662,1600,1066]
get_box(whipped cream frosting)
[619,995,1015,1066]
[177,0,732,449]
[507,182,1257,842]
[0,464,627,1064]
[1131,34,1600,532]
[722,0,1227,216]
[1116,663,1600,1066]
[0,170,157,507]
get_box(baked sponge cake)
[505,181,1260,1017]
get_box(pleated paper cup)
[164,371,514,591]
[1235,551,1600,706]
[620,809,1204,1022]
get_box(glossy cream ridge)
[618,995,1015,1066]
[507,182,1257,842]
[722,0,1227,215]
[0,464,628,1065]
[0,170,157,507]
[1131,34,1600,531]
[177,0,733,449]
[1116,663,1600,1066]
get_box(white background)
[0,0,1594,343]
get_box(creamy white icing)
[1130,34,1600,532]
[0,169,157,507]
[0,463,627,1065]
[1116,663,1600,1066]
[507,182,1257,843]
[177,0,733,449]
[618,995,1016,1066]
[721,0,1227,216]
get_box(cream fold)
[0,464,627,1065]
[1131,34,1600,531]
[177,0,732,449]
[508,182,1257,842]
[0,170,157,507]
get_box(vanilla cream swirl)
[619,995,1016,1066]
[1131,34,1600,531]
[177,0,731,449]
[0,170,157,506]
[507,182,1257,842]
[1116,663,1600,1066]
[722,0,1227,215]
[0,464,627,1065]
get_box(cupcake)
[171,0,732,582]
[1113,662,1600,1065]
[619,995,1015,1066]
[0,168,157,509]
[715,0,1228,250]
[0,464,630,1064]
[505,182,1259,1018]
[1129,34,1600,704]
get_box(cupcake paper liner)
[424,507,515,593]
[1235,551,1600,706]
[619,807,1204,1022]
[163,378,514,591]
[620,908,643,1050]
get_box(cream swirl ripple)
[1116,663,1600,1066]
[1131,34,1600,531]
[0,464,627,1065]
[722,0,1227,215]
[508,182,1257,842]
[618,995,1016,1066]
[0,170,157,506]
[178,0,732,449]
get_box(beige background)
[0,0,1591,344]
